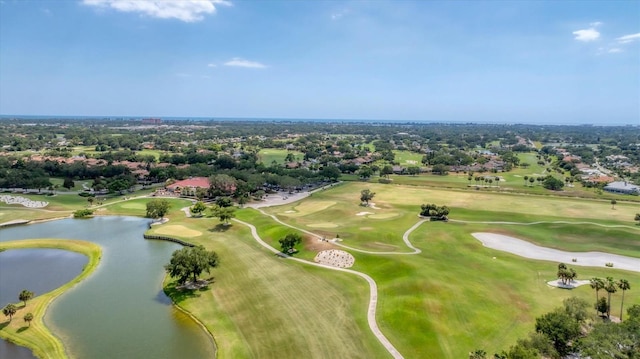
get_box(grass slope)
[0,239,101,359]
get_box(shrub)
[73,209,94,218]
[605,262,614,267]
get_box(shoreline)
[0,239,102,359]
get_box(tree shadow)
[16,326,29,333]
[0,321,9,330]
[162,282,201,305]
[208,224,232,232]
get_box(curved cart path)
[233,218,405,359]
[472,232,640,273]
[256,208,424,255]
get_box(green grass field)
[258,148,304,165]
[3,179,639,358]
[392,150,423,167]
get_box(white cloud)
[331,9,349,20]
[572,28,600,42]
[207,63,217,68]
[608,48,622,53]
[589,21,603,27]
[616,33,640,44]
[82,0,231,22]
[223,58,267,69]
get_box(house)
[604,181,640,195]
[166,177,210,197]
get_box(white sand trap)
[547,279,591,289]
[314,249,355,268]
[308,223,338,228]
[284,210,296,213]
[356,211,373,216]
[368,213,399,219]
[472,233,640,273]
[368,203,381,209]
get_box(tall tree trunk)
[607,292,612,318]
[620,290,625,321]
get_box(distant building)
[604,181,640,195]
[166,177,210,197]
[141,118,162,125]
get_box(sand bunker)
[284,210,296,213]
[155,225,202,237]
[314,249,355,268]
[0,195,48,208]
[356,211,373,216]
[547,279,590,289]
[368,213,399,219]
[472,233,640,273]
[308,223,338,228]
[368,203,381,209]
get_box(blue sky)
[0,0,638,125]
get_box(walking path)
[233,218,405,359]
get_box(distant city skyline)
[1,0,639,125]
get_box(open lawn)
[4,180,639,358]
[392,150,423,167]
[258,148,304,165]
[0,239,101,359]
[151,213,387,359]
[98,197,192,217]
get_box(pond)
[0,217,216,359]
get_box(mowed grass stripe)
[161,214,387,359]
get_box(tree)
[529,177,535,186]
[604,276,617,318]
[617,279,631,321]
[595,297,608,318]
[407,166,420,176]
[279,233,302,254]
[19,290,34,306]
[319,165,341,181]
[165,246,219,285]
[590,277,604,315]
[563,297,589,323]
[380,165,393,179]
[611,199,617,210]
[209,174,237,197]
[357,165,373,180]
[635,213,640,225]
[542,175,564,191]
[431,163,449,175]
[535,309,580,356]
[87,197,94,206]
[146,199,170,219]
[360,189,375,206]
[468,349,486,359]
[212,205,236,224]
[23,312,33,327]
[190,201,207,217]
[63,177,75,190]
[2,304,17,321]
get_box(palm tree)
[19,289,34,306]
[590,277,604,315]
[524,175,529,186]
[611,199,617,210]
[23,312,33,327]
[617,279,631,321]
[2,304,17,321]
[604,277,617,318]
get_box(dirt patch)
[155,225,202,237]
[308,223,338,228]
[305,238,335,252]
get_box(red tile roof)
[167,177,210,190]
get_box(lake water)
[0,217,216,359]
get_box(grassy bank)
[0,239,102,359]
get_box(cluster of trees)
[165,246,219,285]
[360,189,375,206]
[2,290,34,327]
[589,277,631,320]
[419,204,450,221]
[556,263,577,285]
[471,298,640,359]
[146,199,170,219]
